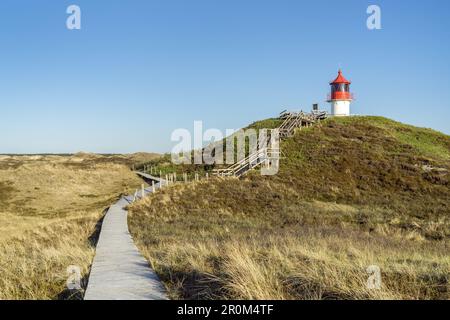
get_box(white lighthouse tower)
[327,69,353,116]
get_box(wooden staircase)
[212,147,281,177]
[279,110,326,137]
[213,110,327,178]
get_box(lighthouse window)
[332,84,350,92]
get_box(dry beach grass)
[0,153,151,299]
[129,117,450,300]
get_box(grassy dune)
[0,153,149,299]
[129,117,450,300]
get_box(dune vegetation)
[0,153,153,299]
[129,116,450,300]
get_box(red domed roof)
[330,69,351,85]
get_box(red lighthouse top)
[330,69,351,85]
[328,69,353,101]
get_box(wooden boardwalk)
[84,180,167,300]
[135,171,164,184]
[84,110,325,299]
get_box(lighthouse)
[327,69,353,116]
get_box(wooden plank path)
[135,171,164,184]
[84,178,167,300]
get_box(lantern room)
[327,69,353,116]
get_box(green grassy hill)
[129,116,449,300]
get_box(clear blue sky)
[0,0,449,154]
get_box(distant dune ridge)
[129,116,449,300]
